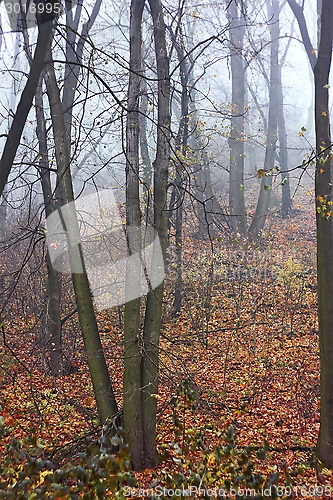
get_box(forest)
[0,0,332,498]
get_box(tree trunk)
[44,49,118,423]
[35,77,63,376]
[226,0,247,236]
[249,0,279,240]
[314,0,333,468]
[123,0,146,471]
[35,0,102,376]
[287,0,316,70]
[139,62,153,221]
[169,25,190,315]
[141,0,170,468]
[62,0,102,146]
[0,13,53,198]
[277,65,291,218]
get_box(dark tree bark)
[0,10,54,198]
[287,0,316,70]
[123,0,170,470]
[286,0,333,467]
[141,0,170,468]
[123,0,146,471]
[277,64,291,218]
[314,0,333,468]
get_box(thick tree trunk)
[226,0,247,236]
[249,0,279,240]
[314,0,333,468]
[44,50,118,423]
[123,0,145,471]
[141,0,170,468]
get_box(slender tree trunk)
[35,77,63,376]
[287,0,316,70]
[249,0,279,240]
[0,13,53,198]
[62,0,102,145]
[35,0,102,375]
[123,0,146,471]
[141,0,170,468]
[171,27,189,315]
[226,0,247,236]
[0,190,7,244]
[139,62,153,221]
[44,253,62,375]
[44,49,118,423]
[277,65,291,218]
[314,0,333,468]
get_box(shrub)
[0,419,135,499]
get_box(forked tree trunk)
[62,0,102,145]
[123,0,170,470]
[44,49,118,423]
[314,0,333,468]
[39,0,101,375]
[249,0,279,240]
[287,0,316,70]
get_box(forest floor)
[1,193,333,498]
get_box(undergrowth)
[0,379,326,499]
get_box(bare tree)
[0,3,56,197]
[123,0,170,470]
[44,45,118,423]
[249,0,279,239]
[226,0,247,236]
[123,0,146,470]
[313,0,333,467]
